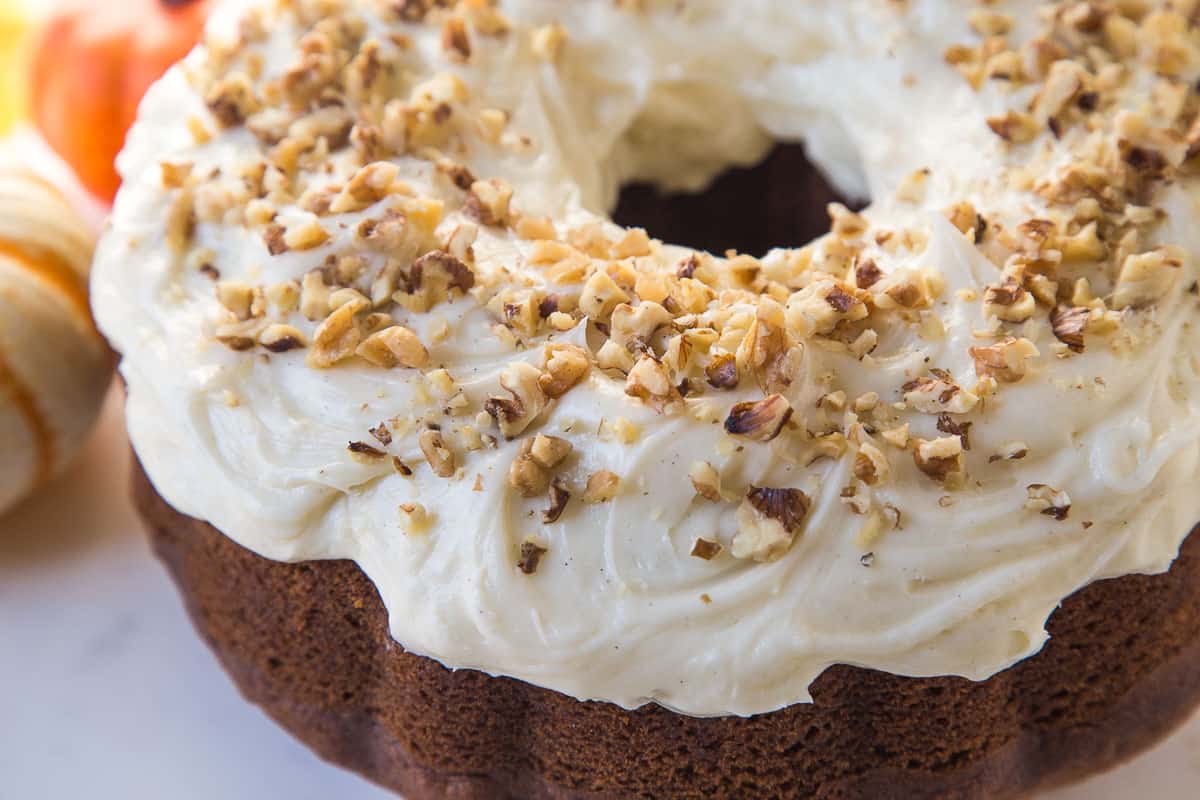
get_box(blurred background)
[0,1,1197,798]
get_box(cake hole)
[612,143,864,257]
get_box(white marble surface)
[0,386,1198,799]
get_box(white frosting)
[92,0,1200,716]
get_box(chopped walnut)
[1112,248,1182,309]
[989,441,1029,463]
[465,178,513,226]
[543,479,571,523]
[348,441,387,463]
[705,353,739,390]
[853,441,891,486]
[583,470,621,503]
[356,326,430,369]
[969,337,1039,383]
[987,110,1039,143]
[517,539,547,575]
[724,395,793,442]
[579,270,630,321]
[625,355,680,411]
[259,324,307,353]
[1050,305,1089,352]
[688,461,723,502]
[984,279,1036,322]
[691,538,723,561]
[308,297,368,368]
[1026,484,1071,520]
[419,429,456,478]
[903,374,979,414]
[913,436,966,489]
[731,487,811,562]
[539,342,591,398]
[486,362,548,439]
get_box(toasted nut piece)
[969,337,1039,383]
[853,442,891,486]
[913,436,966,488]
[259,324,307,353]
[579,270,630,322]
[216,282,256,320]
[465,178,513,226]
[542,479,571,523]
[1050,305,1089,353]
[705,353,740,390]
[1026,484,1071,520]
[517,539,547,575]
[510,439,550,497]
[486,362,548,439]
[308,297,368,368]
[596,339,635,372]
[583,470,621,503]
[529,434,572,469]
[984,279,1036,322]
[300,271,331,320]
[419,429,456,478]
[1112,248,1182,309]
[331,162,400,213]
[356,326,430,369]
[284,219,332,251]
[539,343,591,398]
[990,441,1030,463]
[987,110,1039,143]
[611,301,672,350]
[732,487,811,562]
[625,355,679,411]
[903,374,979,415]
[689,461,723,502]
[691,538,723,560]
[399,503,431,534]
[724,395,793,442]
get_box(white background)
[2,389,1199,799]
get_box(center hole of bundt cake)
[612,142,864,257]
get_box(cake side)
[135,463,1200,800]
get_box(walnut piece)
[724,395,793,442]
[731,487,811,562]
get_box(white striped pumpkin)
[0,169,112,515]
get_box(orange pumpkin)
[31,0,211,203]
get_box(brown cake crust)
[133,462,1200,799]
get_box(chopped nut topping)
[732,487,811,562]
[724,395,793,442]
[259,324,307,353]
[969,337,1039,383]
[625,355,680,411]
[419,429,456,478]
[984,279,1036,322]
[1050,305,1090,353]
[539,343,591,398]
[308,296,368,368]
[1026,484,1071,520]
[1112,247,1182,309]
[990,441,1030,463]
[690,538,723,561]
[542,479,571,523]
[356,326,430,369]
[517,539,547,575]
[486,362,548,438]
[853,441,891,486]
[530,23,568,62]
[689,462,723,502]
[583,470,621,503]
[913,436,966,489]
[903,373,979,415]
[705,353,740,390]
[348,441,387,462]
[465,178,513,226]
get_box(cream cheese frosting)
[93,0,1200,716]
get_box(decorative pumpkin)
[0,169,112,516]
[31,0,211,203]
[0,0,30,136]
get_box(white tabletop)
[2,386,1199,800]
